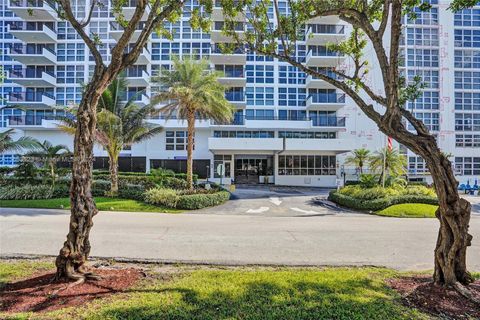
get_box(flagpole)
[382,134,387,188]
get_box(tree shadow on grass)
[93,273,423,320]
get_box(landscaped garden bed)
[328,181,438,217]
[0,167,230,212]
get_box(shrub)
[358,174,378,188]
[145,188,180,208]
[176,191,230,210]
[118,184,146,201]
[158,177,188,189]
[0,184,54,200]
[53,184,70,198]
[338,184,435,200]
[328,191,438,211]
[92,180,111,196]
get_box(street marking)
[291,207,320,215]
[269,197,282,206]
[247,207,270,213]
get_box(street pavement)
[1,188,480,271]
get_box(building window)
[213,131,274,138]
[245,65,274,84]
[454,50,480,69]
[408,156,428,175]
[278,155,336,176]
[455,92,480,110]
[165,131,193,150]
[455,157,480,175]
[404,27,439,46]
[456,134,480,147]
[454,29,480,48]
[278,131,336,139]
[455,113,480,131]
[406,91,439,110]
[0,154,20,166]
[402,48,439,67]
[278,87,306,107]
[245,87,274,106]
[409,112,440,131]
[213,154,231,178]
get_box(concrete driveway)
[1,203,480,271]
[194,186,343,217]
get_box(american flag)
[387,137,393,151]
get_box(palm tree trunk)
[186,110,195,190]
[50,161,56,186]
[108,152,119,196]
[55,85,102,281]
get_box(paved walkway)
[1,206,480,271]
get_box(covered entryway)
[234,155,274,184]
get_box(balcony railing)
[211,44,244,54]
[125,68,149,77]
[10,45,56,55]
[9,68,55,78]
[218,69,244,78]
[307,24,345,35]
[110,21,146,31]
[213,21,244,31]
[311,116,346,127]
[225,91,245,101]
[9,0,55,8]
[9,21,56,32]
[7,114,63,126]
[8,91,54,102]
[308,93,346,103]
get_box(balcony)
[8,22,57,43]
[110,22,145,42]
[114,0,151,20]
[225,90,246,108]
[217,68,246,86]
[210,45,246,64]
[125,68,150,87]
[211,21,245,43]
[211,114,245,126]
[124,92,150,106]
[306,93,346,110]
[305,25,346,45]
[305,49,345,67]
[307,16,341,24]
[305,74,338,89]
[146,116,210,128]
[8,45,56,65]
[7,91,55,108]
[310,116,346,129]
[244,116,313,130]
[7,114,63,130]
[212,1,245,21]
[8,0,57,21]
[137,47,151,64]
[209,137,283,151]
[8,69,56,87]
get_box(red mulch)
[388,275,480,319]
[0,268,142,313]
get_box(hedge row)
[328,191,438,211]
[145,188,230,210]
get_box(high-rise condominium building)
[0,0,477,186]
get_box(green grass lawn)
[377,203,438,218]
[0,260,430,320]
[0,197,181,213]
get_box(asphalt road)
[1,206,480,271]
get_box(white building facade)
[0,0,476,187]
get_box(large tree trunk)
[186,110,195,190]
[388,127,473,286]
[109,153,119,195]
[55,85,103,281]
[426,153,474,286]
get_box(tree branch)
[57,0,104,67]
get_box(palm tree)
[152,57,234,190]
[26,140,70,185]
[369,148,407,184]
[344,148,370,174]
[0,129,39,153]
[59,76,162,195]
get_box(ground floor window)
[213,131,274,138]
[278,155,336,176]
[278,131,336,139]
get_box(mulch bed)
[0,267,143,313]
[388,275,480,319]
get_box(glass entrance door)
[234,156,273,184]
